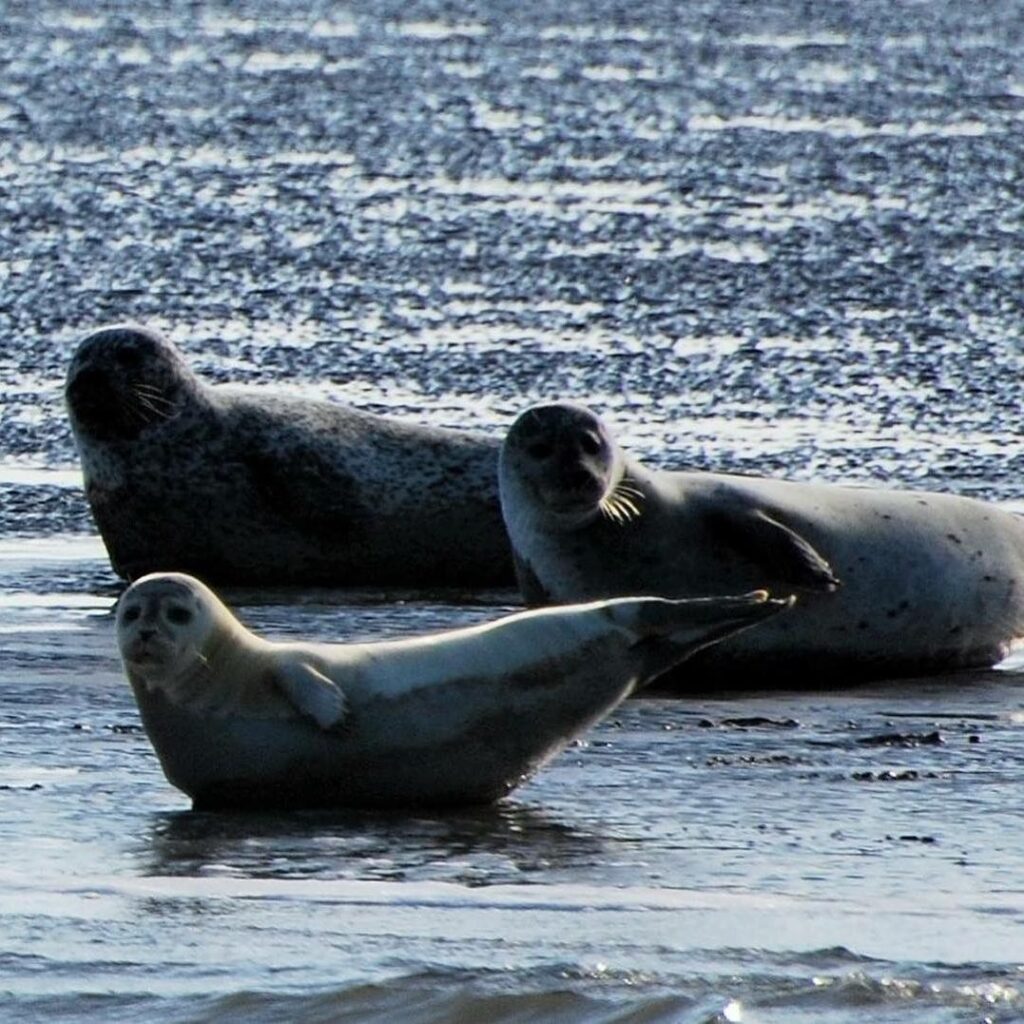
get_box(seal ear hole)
[122,605,141,623]
[526,441,553,460]
[166,605,194,625]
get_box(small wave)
[4,959,1021,1024]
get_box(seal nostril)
[563,467,597,490]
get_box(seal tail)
[604,590,795,657]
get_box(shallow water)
[5,0,1024,1020]
[5,543,1024,1022]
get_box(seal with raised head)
[116,572,791,808]
[499,401,1024,683]
[65,324,512,587]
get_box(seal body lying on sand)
[116,572,791,808]
[65,324,512,587]
[499,401,1024,683]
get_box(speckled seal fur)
[499,401,1024,684]
[117,572,790,808]
[65,324,513,587]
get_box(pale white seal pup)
[65,324,513,587]
[116,572,791,808]
[499,401,1024,683]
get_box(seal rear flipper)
[706,505,841,592]
[608,591,794,646]
[273,659,350,731]
[606,591,795,690]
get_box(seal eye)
[122,605,141,623]
[115,347,143,370]
[166,606,193,626]
[526,441,553,460]
[579,432,603,456]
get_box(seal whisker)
[122,399,153,427]
[599,482,643,525]
[134,383,174,407]
[600,495,628,525]
[132,385,175,420]
[615,482,646,503]
[616,494,641,519]
[132,395,167,419]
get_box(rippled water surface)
[4,0,1024,1020]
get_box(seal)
[499,401,1024,683]
[65,323,513,587]
[116,572,791,808]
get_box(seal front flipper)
[232,407,362,538]
[705,505,841,592]
[272,659,350,731]
[512,551,554,606]
[241,444,361,538]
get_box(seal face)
[503,402,639,527]
[499,401,1024,683]
[66,324,513,587]
[118,574,207,677]
[64,326,197,444]
[117,572,791,809]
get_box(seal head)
[117,572,348,727]
[500,402,642,530]
[117,572,210,678]
[65,324,201,443]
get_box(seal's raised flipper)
[706,505,840,592]
[273,659,350,731]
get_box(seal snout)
[66,365,123,432]
[122,633,175,669]
[120,607,181,669]
[546,454,607,503]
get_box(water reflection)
[142,802,611,884]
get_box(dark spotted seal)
[65,324,513,587]
[498,401,1024,683]
[116,571,790,808]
